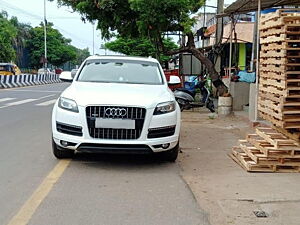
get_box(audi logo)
[105,108,127,117]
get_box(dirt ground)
[178,110,300,225]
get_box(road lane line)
[7,159,71,225]
[4,89,62,93]
[0,94,55,109]
[36,99,57,106]
[0,98,15,103]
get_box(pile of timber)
[258,9,300,140]
[230,127,300,172]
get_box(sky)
[0,0,236,55]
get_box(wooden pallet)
[272,126,300,142]
[260,49,297,58]
[231,148,300,172]
[260,9,300,24]
[230,125,300,172]
[261,41,300,51]
[260,33,300,44]
[260,26,300,38]
[260,13,300,31]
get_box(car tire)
[52,139,74,159]
[162,142,180,162]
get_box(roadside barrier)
[0,73,61,89]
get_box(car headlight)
[154,101,176,115]
[58,97,79,112]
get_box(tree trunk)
[189,47,228,96]
[165,32,228,96]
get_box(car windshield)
[77,59,163,85]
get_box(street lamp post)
[44,0,47,74]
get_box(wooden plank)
[256,127,299,147]
[260,49,287,58]
[231,147,300,172]
[260,77,286,89]
[260,57,287,65]
[260,71,287,80]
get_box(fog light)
[162,143,170,149]
[61,140,68,147]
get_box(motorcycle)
[174,75,215,113]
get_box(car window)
[77,59,163,85]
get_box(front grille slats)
[86,106,146,140]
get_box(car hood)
[62,82,173,108]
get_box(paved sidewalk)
[179,111,300,225]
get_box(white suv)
[52,56,181,161]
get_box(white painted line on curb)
[0,98,15,103]
[36,99,57,106]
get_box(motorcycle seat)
[176,88,196,97]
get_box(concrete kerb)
[0,73,60,89]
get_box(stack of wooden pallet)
[230,127,300,172]
[258,9,300,139]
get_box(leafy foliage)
[9,16,32,66]
[52,0,228,94]
[0,11,17,62]
[55,0,204,39]
[72,47,90,65]
[27,23,77,68]
[105,37,177,62]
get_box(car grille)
[148,126,176,139]
[56,122,83,136]
[86,106,146,139]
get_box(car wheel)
[52,138,74,159]
[162,142,180,162]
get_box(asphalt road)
[0,83,209,225]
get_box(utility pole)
[215,0,224,73]
[44,0,47,74]
[92,23,95,55]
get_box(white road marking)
[3,89,61,93]
[0,97,15,103]
[36,99,57,106]
[5,99,36,106]
[0,94,55,109]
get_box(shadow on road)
[71,152,177,171]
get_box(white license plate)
[95,118,135,129]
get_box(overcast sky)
[0,0,236,55]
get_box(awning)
[218,0,300,17]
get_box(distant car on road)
[52,56,181,161]
[59,71,72,82]
[38,68,51,74]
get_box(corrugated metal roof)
[220,0,300,16]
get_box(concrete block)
[249,83,257,121]
[229,82,250,111]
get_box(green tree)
[27,22,77,68]
[72,47,90,66]
[105,37,177,63]
[0,11,17,62]
[53,0,227,95]
[9,16,32,66]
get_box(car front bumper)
[52,103,181,153]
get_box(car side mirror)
[168,76,181,85]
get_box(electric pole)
[44,0,47,73]
[215,0,224,73]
